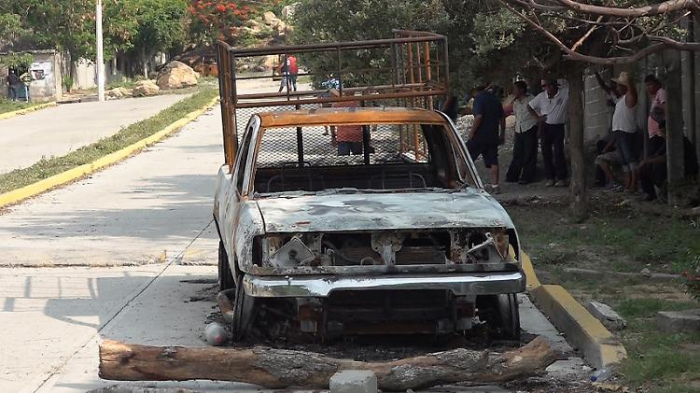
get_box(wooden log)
[99,337,557,390]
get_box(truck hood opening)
[255,188,515,233]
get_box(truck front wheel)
[218,241,235,291]
[232,277,257,341]
[477,294,521,341]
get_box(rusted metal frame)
[217,41,238,172]
[336,46,343,96]
[233,89,448,109]
[393,29,445,38]
[295,104,304,168]
[413,43,423,159]
[360,100,371,165]
[228,35,444,57]
[231,63,446,83]
[236,82,444,101]
[441,36,450,100]
[423,42,434,109]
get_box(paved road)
[0,105,221,267]
[0,81,585,392]
[0,94,189,174]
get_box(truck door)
[223,117,259,269]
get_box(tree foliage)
[291,0,558,93]
[188,0,256,44]
[498,0,700,65]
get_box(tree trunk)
[664,49,685,205]
[99,337,557,390]
[567,66,587,221]
[141,47,149,79]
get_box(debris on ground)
[586,301,627,331]
[98,337,557,390]
[656,309,700,333]
[329,370,377,393]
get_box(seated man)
[594,133,623,191]
[639,121,699,201]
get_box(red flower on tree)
[190,0,261,43]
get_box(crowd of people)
[592,73,698,202]
[465,77,570,194]
[4,69,31,102]
[462,73,698,200]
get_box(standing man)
[468,85,506,194]
[528,78,569,187]
[609,72,639,192]
[277,54,298,93]
[645,75,666,159]
[6,70,21,101]
[329,89,364,155]
[506,81,539,184]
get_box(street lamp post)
[96,0,105,102]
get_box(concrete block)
[657,309,700,333]
[330,370,378,393]
[586,301,627,331]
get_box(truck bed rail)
[216,30,450,171]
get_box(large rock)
[263,11,282,27]
[657,309,700,333]
[586,301,627,331]
[281,3,299,20]
[329,370,377,393]
[132,80,160,97]
[106,87,131,99]
[156,61,198,90]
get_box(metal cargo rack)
[216,30,450,171]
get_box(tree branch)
[498,0,682,65]
[571,15,603,52]
[554,0,699,18]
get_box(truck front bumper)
[242,271,525,298]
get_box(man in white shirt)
[609,72,639,192]
[528,78,569,187]
[506,81,539,184]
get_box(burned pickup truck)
[213,32,525,341]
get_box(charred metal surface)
[255,190,514,233]
[242,272,525,298]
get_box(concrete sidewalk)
[0,94,189,174]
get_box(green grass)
[0,98,41,115]
[513,198,700,390]
[508,200,700,273]
[542,268,699,391]
[617,298,698,319]
[0,87,217,194]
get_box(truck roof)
[257,107,448,129]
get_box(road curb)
[522,252,627,369]
[0,97,219,209]
[0,101,57,120]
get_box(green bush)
[62,75,74,93]
[683,256,700,301]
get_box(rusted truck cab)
[214,33,524,340]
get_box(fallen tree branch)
[99,337,557,390]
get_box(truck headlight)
[491,229,510,261]
[263,236,315,268]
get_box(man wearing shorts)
[468,85,505,194]
[609,72,639,192]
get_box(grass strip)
[0,99,42,115]
[0,88,218,194]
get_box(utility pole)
[96,0,105,102]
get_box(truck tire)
[218,241,235,291]
[232,277,257,341]
[478,294,521,341]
